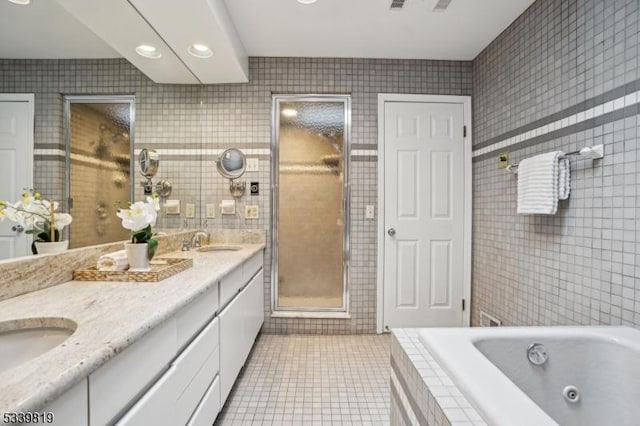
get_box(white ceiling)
[224,0,535,60]
[0,0,534,62]
[0,0,118,59]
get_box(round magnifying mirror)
[216,148,246,179]
[139,148,159,178]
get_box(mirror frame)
[216,148,247,180]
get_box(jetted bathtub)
[419,327,640,426]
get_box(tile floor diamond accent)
[216,333,391,425]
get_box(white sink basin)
[0,318,76,374]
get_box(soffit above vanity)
[56,0,248,84]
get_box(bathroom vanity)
[0,234,265,426]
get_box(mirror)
[216,148,247,198]
[139,148,159,178]
[216,148,246,179]
[65,96,134,249]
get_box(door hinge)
[463,125,467,138]
[462,298,466,311]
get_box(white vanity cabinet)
[219,268,264,404]
[32,249,264,426]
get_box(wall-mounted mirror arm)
[216,148,247,198]
[229,180,246,198]
[139,148,172,199]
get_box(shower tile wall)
[472,0,640,327]
[201,58,472,334]
[0,57,472,334]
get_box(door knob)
[12,225,25,233]
[387,228,396,236]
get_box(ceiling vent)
[432,0,452,12]
[389,0,406,10]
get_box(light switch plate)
[245,205,259,219]
[365,205,375,219]
[185,203,196,218]
[246,158,259,172]
[206,203,216,218]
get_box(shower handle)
[387,228,396,236]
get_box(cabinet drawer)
[243,250,263,282]
[187,375,221,426]
[219,265,243,309]
[175,348,220,425]
[115,365,178,426]
[90,319,176,426]
[173,318,220,404]
[176,284,218,351]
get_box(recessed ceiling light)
[188,43,213,59]
[135,44,161,59]
[282,108,298,118]
[297,0,318,4]
[7,0,31,4]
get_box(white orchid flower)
[117,201,157,232]
[146,195,161,212]
[54,213,73,231]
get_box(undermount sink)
[197,245,242,252]
[0,318,76,374]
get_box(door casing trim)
[0,93,34,257]
[376,94,472,333]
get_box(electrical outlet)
[165,200,180,215]
[246,158,259,172]
[185,203,196,218]
[245,205,259,219]
[206,203,216,218]
[365,205,375,219]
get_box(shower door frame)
[271,94,352,316]
[63,95,136,242]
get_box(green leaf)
[132,225,153,244]
[147,238,158,260]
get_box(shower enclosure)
[272,95,351,313]
[64,96,134,248]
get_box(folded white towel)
[97,250,129,271]
[517,151,564,215]
[558,158,571,200]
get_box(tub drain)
[563,385,580,403]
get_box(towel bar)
[505,144,603,174]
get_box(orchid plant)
[0,190,73,253]
[116,194,160,260]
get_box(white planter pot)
[35,240,69,255]
[125,242,150,272]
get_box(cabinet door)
[115,366,178,426]
[219,269,264,404]
[41,379,88,426]
[90,319,177,425]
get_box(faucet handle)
[181,240,190,251]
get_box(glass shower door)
[273,96,350,312]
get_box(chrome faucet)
[190,231,210,248]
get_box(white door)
[0,94,34,260]
[382,100,467,329]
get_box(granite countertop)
[0,242,265,414]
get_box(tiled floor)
[216,333,391,425]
